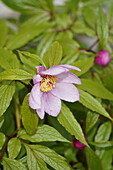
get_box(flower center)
[40,75,57,92]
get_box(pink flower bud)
[73,135,87,150]
[95,50,110,66]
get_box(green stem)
[14,99,21,129]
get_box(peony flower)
[95,50,110,66]
[29,65,81,119]
[73,135,87,150]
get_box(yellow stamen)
[40,75,57,92]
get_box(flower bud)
[73,136,87,150]
[95,50,110,66]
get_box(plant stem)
[18,138,33,151]
[10,129,18,138]
[79,38,99,54]
[91,67,94,78]
[79,48,96,54]
[49,11,55,19]
[4,133,9,138]
[18,138,27,146]
[0,130,18,159]
[14,99,21,129]
[107,104,110,113]
[0,139,9,159]
[16,80,29,89]
[88,38,99,50]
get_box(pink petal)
[40,65,69,75]
[42,92,61,117]
[51,83,80,102]
[40,65,81,75]
[36,66,45,73]
[33,75,42,85]
[36,105,45,119]
[60,64,81,72]
[57,72,81,85]
[29,83,42,109]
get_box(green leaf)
[55,14,71,29]
[95,122,112,142]
[26,145,49,170]
[94,121,112,161]
[79,79,113,100]
[65,0,79,14]
[3,157,27,170]
[46,0,54,12]
[0,47,20,69]
[0,19,8,47]
[83,0,109,6]
[107,1,113,27]
[61,49,80,65]
[47,116,72,141]
[86,122,99,142]
[82,7,97,28]
[1,0,45,13]
[72,20,95,37]
[6,23,52,50]
[108,36,113,46]
[0,115,4,128]
[71,57,94,76]
[97,8,108,48]
[89,141,113,148]
[18,50,45,75]
[0,107,15,136]
[18,52,37,75]
[19,156,27,169]
[19,51,46,67]
[57,38,79,57]
[21,94,39,134]
[0,81,15,117]
[18,125,69,143]
[57,103,88,146]
[43,41,62,68]
[0,132,6,150]
[2,0,54,13]
[101,148,113,170]
[37,32,56,58]
[85,147,102,170]
[101,66,113,93]
[56,31,73,40]
[0,69,33,80]
[74,162,85,170]
[86,111,99,133]
[26,144,70,170]
[79,89,112,120]
[21,13,50,28]
[7,137,21,159]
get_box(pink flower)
[29,65,81,119]
[73,135,87,150]
[95,50,110,66]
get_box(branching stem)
[0,139,9,160]
[0,129,18,159]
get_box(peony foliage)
[0,0,113,169]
